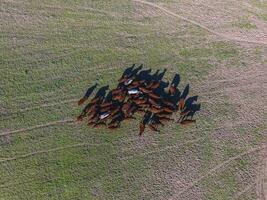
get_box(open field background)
[1,0,266,199]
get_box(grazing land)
[0,0,266,199]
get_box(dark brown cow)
[148,123,159,132]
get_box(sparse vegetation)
[234,18,257,29]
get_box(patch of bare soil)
[0,133,12,146]
[133,0,267,45]
[206,64,266,125]
[1,2,50,28]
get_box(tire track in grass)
[170,144,267,199]
[0,112,244,137]
[0,121,229,164]
[0,133,205,164]
[0,118,75,136]
[234,182,256,199]
[120,136,205,160]
[133,0,267,45]
[0,115,249,150]
[256,145,267,200]
[0,142,101,164]
[0,98,78,117]
[0,122,258,190]
[118,120,259,160]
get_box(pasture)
[0,0,266,199]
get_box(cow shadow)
[95,85,109,98]
[82,83,98,99]
[122,64,143,78]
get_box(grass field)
[1,0,266,199]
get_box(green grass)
[233,18,257,29]
[0,0,266,199]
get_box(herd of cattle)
[77,65,200,136]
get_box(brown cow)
[112,112,123,120]
[127,84,138,90]
[178,98,185,110]
[112,87,124,95]
[139,123,145,136]
[116,93,127,102]
[150,106,162,114]
[148,123,159,132]
[134,98,147,105]
[180,110,191,116]
[108,125,119,129]
[162,100,175,108]
[87,110,97,119]
[148,98,159,106]
[78,97,87,106]
[118,75,129,83]
[88,112,99,121]
[101,101,113,108]
[139,86,151,94]
[76,114,85,122]
[158,116,173,122]
[110,107,121,117]
[124,116,136,120]
[100,106,112,113]
[136,108,146,114]
[150,81,161,89]
[163,107,174,113]
[180,119,196,126]
[148,92,161,99]
[85,103,97,113]
[87,121,95,126]
[93,122,106,128]
[168,85,176,95]
[156,112,172,118]
[122,102,132,112]
[90,96,101,104]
